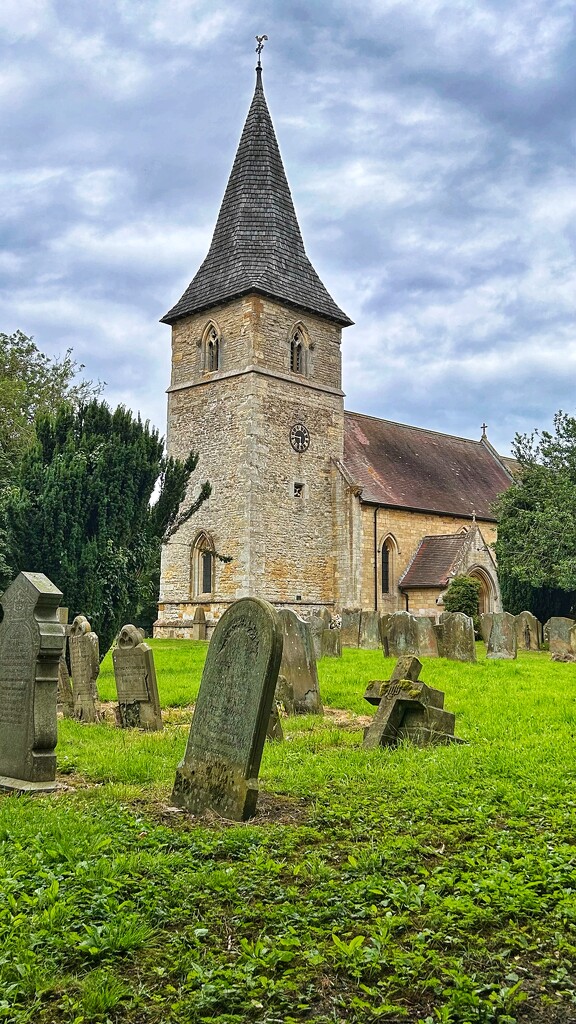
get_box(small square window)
[293,482,305,498]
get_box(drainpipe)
[373,507,378,611]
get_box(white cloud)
[118,0,237,47]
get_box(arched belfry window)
[380,535,398,596]
[289,323,310,376]
[202,322,221,372]
[191,532,215,597]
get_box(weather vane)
[255,34,268,67]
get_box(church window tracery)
[202,322,221,372]
[289,323,311,376]
[380,535,398,597]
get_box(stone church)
[155,64,512,638]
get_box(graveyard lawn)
[2,644,576,1024]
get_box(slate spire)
[162,67,353,326]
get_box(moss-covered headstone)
[0,572,65,792]
[69,615,100,723]
[171,597,283,820]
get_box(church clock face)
[290,422,310,453]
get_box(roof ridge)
[345,409,485,446]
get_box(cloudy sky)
[1,0,575,455]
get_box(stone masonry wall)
[156,292,345,635]
[358,505,498,615]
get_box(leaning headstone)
[479,613,494,644]
[435,612,476,662]
[171,597,283,820]
[364,656,422,705]
[382,611,420,657]
[191,606,207,641]
[487,612,517,660]
[546,617,575,657]
[0,572,65,792]
[515,611,542,651]
[340,608,361,647]
[276,610,322,714]
[69,615,100,723]
[113,624,163,730]
[363,671,462,749]
[359,610,381,649]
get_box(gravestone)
[267,703,284,741]
[171,597,283,820]
[0,572,65,791]
[69,615,100,723]
[479,612,493,644]
[321,621,342,657]
[308,608,331,660]
[364,656,422,705]
[363,658,462,749]
[435,612,476,662]
[113,624,163,730]
[276,610,322,715]
[546,617,575,657]
[416,617,439,658]
[382,611,420,657]
[191,606,207,641]
[359,610,381,649]
[56,607,74,718]
[340,608,361,647]
[515,611,542,651]
[487,612,517,660]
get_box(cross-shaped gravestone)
[0,572,65,791]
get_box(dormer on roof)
[162,65,352,328]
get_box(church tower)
[156,62,353,636]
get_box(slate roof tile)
[162,68,352,327]
[399,534,469,588]
[343,412,512,519]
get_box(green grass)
[2,643,576,1022]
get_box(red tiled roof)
[343,412,511,519]
[399,534,468,588]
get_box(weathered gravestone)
[515,611,542,651]
[364,655,422,705]
[56,607,74,718]
[276,610,322,714]
[479,612,494,644]
[382,611,420,657]
[0,572,65,791]
[340,608,361,647]
[416,617,439,658]
[171,597,283,820]
[435,611,476,662]
[487,612,517,660]
[69,615,100,723]
[267,702,284,741]
[359,610,381,650]
[363,657,463,749]
[113,624,163,730]
[321,617,342,658]
[191,605,207,641]
[308,608,331,660]
[546,617,575,657]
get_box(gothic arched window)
[202,322,221,372]
[288,322,313,376]
[290,329,303,373]
[191,532,215,596]
[380,535,397,596]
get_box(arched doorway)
[467,566,495,615]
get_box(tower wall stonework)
[156,293,345,636]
